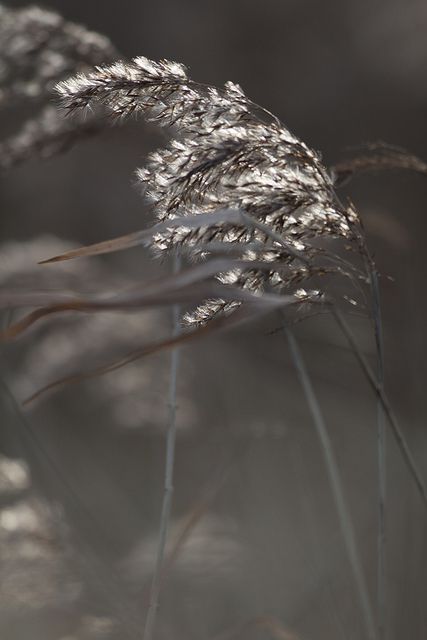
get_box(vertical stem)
[143,255,181,640]
[283,324,377,640]
[370,269,386,640]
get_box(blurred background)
[1,1,427,639]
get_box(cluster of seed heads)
[55,55,368,325]
[0,4,368,326]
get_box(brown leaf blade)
[38,210,244,264]
[39,208,307,264]
[0,258,298,341]
[23,295,298,405]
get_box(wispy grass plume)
[53,54,369,330]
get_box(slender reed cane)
[283,322,377,640]
[369,268,386,640]
[143,254,181,640]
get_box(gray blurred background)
[1,1,427,639]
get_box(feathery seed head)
[52,55,364,324]
[7,42,366,325]
[0,3,117,168]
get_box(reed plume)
[55,55,368,326]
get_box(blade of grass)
[0,258,298,341]
[22,292,298,405]
[39,208,307,265]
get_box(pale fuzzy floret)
[56,56,189,117]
